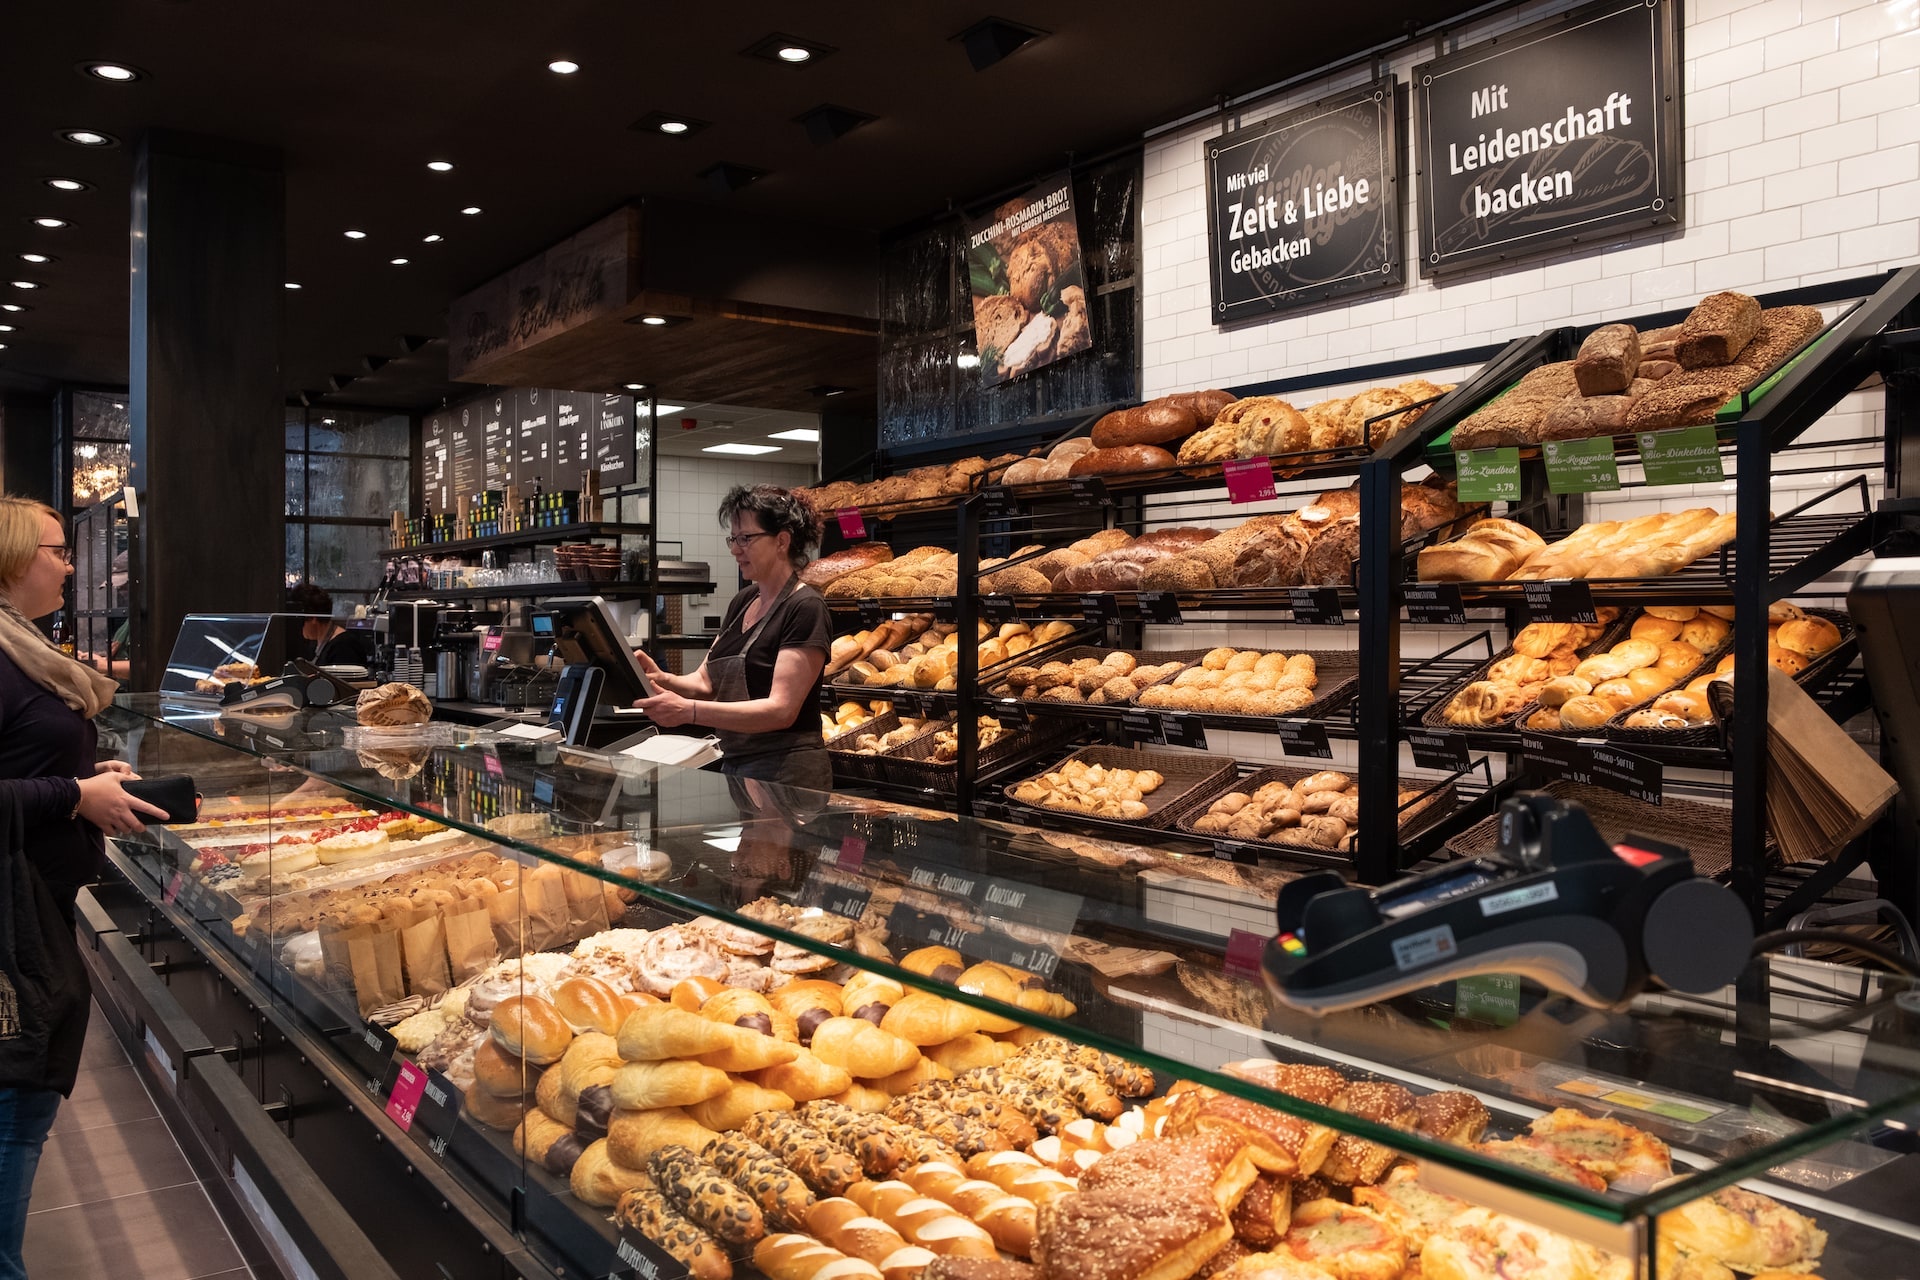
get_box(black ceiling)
[0,1,1485,411]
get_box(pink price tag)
[837,508,868,540]
[385,1060,427,1131]
[1223,457,1278,505]
[483,756,503,777]
[164,871,185,905]
[1224,928,1268,976]
[838,835,867,871]
[482,632,502,652]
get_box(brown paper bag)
[562,868,612,940]
[1765,665,1898,863]
[346,923,407,1016]
[443,900,499,982]
[399,908,452,998]
[523,865,573,952]
[488,884,527,959]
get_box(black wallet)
[122,775,199,825]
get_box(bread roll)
[1631,615,1684,643]
[555,977,630,1037]
[1681,614,1731,650]
[1558,696,1615,729]
[473,1039,536,1099]
[491,995,574,1066]
[1777,615,1841,655]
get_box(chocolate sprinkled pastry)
[700,1134,816,1235]
[738,1112,863,1198]
[649,1143,767,1247]
[613,1177,732,1280]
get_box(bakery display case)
[86,694,1920,1280]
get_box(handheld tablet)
[543,597,656,706]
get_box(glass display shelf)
[102,693,1920,1267]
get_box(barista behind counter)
[633,485,831,789]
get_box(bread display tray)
[1443,781,1749,881]
[868,713,1081,794]
[1419,611,1635,733]
[825,710,906,784]
[1132,647,1362,724]
[1002,744,1238,831]
[1602,607,1854,748]
[1169,763,1457,853]
[987,646,1216,705]
[1525,625,1735,741]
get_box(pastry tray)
[1443,781,1751,880]
[1002,744,1238,830]
[986,646,1216,705]
[1601,607,1854,747]
[1168,763,1456,853]
[1420,611,1635,733]
[866,714,1081,794]
[826,710,908,785]
[1132,647,1362,723]
[1523,624,1736,741]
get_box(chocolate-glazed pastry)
[574,1084,615,1143]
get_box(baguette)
[1066,445,1175,477]
[1091,401,1201,449]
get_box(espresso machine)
[428,608,497,702]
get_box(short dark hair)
[286,579,333,615]
[718,485,821,568]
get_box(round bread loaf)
[1777,615,1841,656]
[473,1038,536,1098]
[492,995,575,1065]
[1559,696,1616,729]
[554,977,630,1037]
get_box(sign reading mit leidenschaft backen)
[1204,78,1404,324]
[1413,0,1682,277]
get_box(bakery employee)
[633,485,832,789]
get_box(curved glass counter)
[100,694,1920,1273]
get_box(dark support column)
[0,391,56,505]
[129,132,285,690]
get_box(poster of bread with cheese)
[964,171,1092,387]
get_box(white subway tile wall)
[656,456,818,631]
[1139,0,1915,490]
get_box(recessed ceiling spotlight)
[82,62,143,82]
[768,428,820,442]
[0,304,24,313]
[0,344,7,352]
[461,206,482,215]
[59,129,117,147]
[390,257,409,265]
[31,218,68,229]
[641,316,667,325]
[285,281,301,289]
[660,120,690,134]
[743,33,837,65]
[17,254,53,265]
[548,59,579,74]
[427,160,453,172]
[630,111,709,137]
[624,383,646,391]
[44,178,91,192]
[344,229,366,239]
[423,233,442,243]
[10,282,40,291]
[0,325,12,333]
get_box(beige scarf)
[0,600,118,718]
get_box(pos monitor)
[543,597,656,711]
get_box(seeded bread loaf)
[1676,291,1761,368]
[1574,324,1642,395]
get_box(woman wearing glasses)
[633,485,833,789]
[0,496,165,1277]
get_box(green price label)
[1455,973,1521,1027]
[1639,425,1726,486]
[1456,447,1522,502]
[1542,436,1621,495]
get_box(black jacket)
[0,783,90,1095]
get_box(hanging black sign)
[514,388,553,492]
[1414,0,1683,277]
[594,394,637,487]
[421,412,450,514]
[1205,78,1404,324]
[452,398,487,504]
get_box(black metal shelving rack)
[820,266,1920,920]
[1357,264,1920,925]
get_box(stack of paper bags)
[1766,663,1896,863]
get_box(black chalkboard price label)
[1407,731,1472,774]
[1518,733,1590,785]
[1138,591,1185,625]
[413,1068,462,1160]
[1586,741,1663,806]
[1277,719,1334,759]
[1069,477,1111,508]
[1214,841,1257,864]
[1157,714,1209,751]
[1119,710,1159,743]
[857,599,889,629]
[1404,583,1468,625]
[980,486,1018,520]
[1079,594,1120,623]
[1523,580,1598,624]
[996,699,1032,727]
[979,594,1018,625]
[822,885,874,920]
[1413,0,1682,276]
[1290,588,1346,625]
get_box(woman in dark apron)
[633,485,833,792]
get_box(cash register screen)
[543,597,654,708]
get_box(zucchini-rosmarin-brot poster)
[964,171,1092,387]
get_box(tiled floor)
[24,1003,255,1280]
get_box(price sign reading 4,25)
[1640,425,1726,486]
